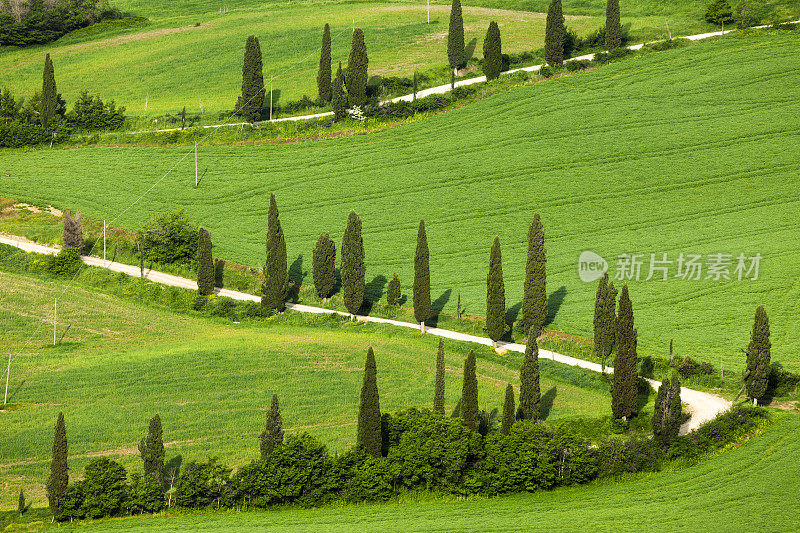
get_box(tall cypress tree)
[387,273,401,306]
[521,213,547,336]
[413,219,432,331]
[745,305,771,403]
[482,21,502,81]
[312,232,336,299]
[605,0,622,50]
[346,28,368,107]
[486,236,506,346]
[259,394,284,458]
[235,35,265,122]
[261,193,287,311]
[341,210,365,316]
[612,284,638,419]
[461,351,478,430]
[448,0,466,71]
[46,411,68,517]
[317,24,332,102]
[138,414,165,488]
[501,383,515,435]
[332,62,347,121]
[196,228,214,296]
[433,338,446,414]
[600,281,617,372]
[593,274,608,358]
[358,347,381,457]
[41,53,57,129]
[652,375,682,447]
[544,0,565,67]
[518,333,541,420]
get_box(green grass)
[2,30,799,374]
[0,269,612,510]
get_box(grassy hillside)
[0,270,611,510]
[1,30,798,372]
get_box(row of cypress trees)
[314,25,369,121]
[543,0,621,68]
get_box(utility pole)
[53,298,57,346]
[103,220,106,262]
[144,95,148,119]
[194,141,198,187]
[666,21,672,40]
[269,77,273,121]
[427,0,430,23]
[3,350,11,406]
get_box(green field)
[0,269,611,510]
[2,30,799,373]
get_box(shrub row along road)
[1,234,731,432]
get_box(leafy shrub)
[673,355,714,379]
[705,0,735,25]
[67,91,126,131]
[592,47,634,66]
[330,447,393,502]
[126,472,164,514]
[58,458,128,520]
[47,248,83,277]
[565,59,591,72]
[538,65,553,78]
[596,436,664,477]
[174,459,231,509]
[139,210,199,265]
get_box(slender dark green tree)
[600,281,617,373]
[180,106,186,129]
[18,489,25,517]
[461,351,478,430]
[745,305,771,403]
[501,383,515,434]
[317,24,332,102]
[259,394,284,458]
[46,412,68,517]
[312,232,336,299]
[448,0,466,70]
[332,62,347,121]
[346,28,368,107]
[261,193,287,311]
[544,0,565,67]
[518,333,541,420]
[413,219,432,331]
[235,35,265,122]
[486,236,506,346]
[341,210,365,316]
[433,338,446,414]
[612,284,638,419]
[605,0,622,49]
[196,228,214,296]
[482,21,502,81]
[521,213,547,336]
[652,375,682,447]
[358,347,381,457]
[593,274,608,357]
[387,273,401,306]
[138,414,165,489]
[41,53,57,129]
[413,69,418,100]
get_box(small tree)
[196,228,214,296]
[341,210,365,316]
[261,193,287,311]
[448,0,466,71]
[332,62,347,122]
[47,412,68,518]
[612,284,638,419]
[433,338,446,414]
[518,333,540,420]
[346,28,369,107]
[593,274,608,358]
[605,0,622,50]
[482,21,502,81]
[259,394,284,458]
[138,414,165,489]
[413,219,432,331]
[387,273,401,306]
[41,53,57,129]
[180,106,186,129]
[18,488,26,517]
[521,213,547,336]
[358,347,382,457]
[745,305,771,404]
[705,0,735,25]
[413,69,418,100]
[501,383,515,435]
[62,210,83,251]
[652,375,682,447]
[312,232,336,299]
[461,351,478,430]
[317,24,332,102]
[235,35,265,122]
[545,0,565,67]
[486,236,506,346]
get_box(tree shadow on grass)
[506,301,521,330]
[540,386,557,420]
[544,286,567,328]
[636,377,653,413]
[360,275,388,315]
[2,379,26,405]
[428,288,452,327]
[286,255,306,303]
[465,38,478,61]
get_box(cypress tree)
[312,232,336,299]
[593,274,608,358]
[413,219,432,331]
[46,411,68,517]
[341,210,365,316]
[612,284,638,419]
[387,273,401,306]
[357,347,381,457]
[745,305,771,403]
[259,394,284,458]
[482,21,502,81]
[261,193,287,311]
[501,383,515,435]
[138,414,165,489]
[346,28,368,107]
[486,236,506,346]
[461,350,478,430]
[521,213,547,336]
[41,53,57,129]
[518,333,540,420]
[236,35,265,122]
[196,228,214,296]
[600,281,617,372]
[317,24,332,102]
[605,0,622,50]
[652,375,682,447]
[332,62,347,121]
[544,0,565,67]
[18,488,25,517]
[448,0,466,70]
[433,338,446,414]
[413,69,418,100]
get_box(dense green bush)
[174,459,231,509]
[47,248,83,277]
[139,210,199,265]
[126,473,165,515]
[67,91,126,131]
[58,458,128,520]
[596,436,664,477]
